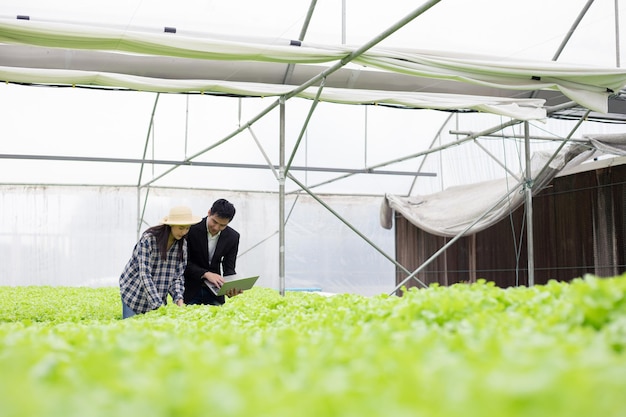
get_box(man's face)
[207,211,230,236]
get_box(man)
[184,198,241,305]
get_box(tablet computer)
[206,275,260,296]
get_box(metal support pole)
[615,0,621,67]
[524,121,535,286]
[408,112,455,195]
[287,174,426,282]
[139,1,442,189]
[342,0,346,45]
[279,98,286,296]
[393,180,525,293]
[552,0,595,61]
[281,0,317,84]
[137,93,160,188]
[305,117,523,192]
[288,173,423,287]
[136,93,160,238]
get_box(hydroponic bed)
[1,275,625,417]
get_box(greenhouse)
[2,0,626,292]
[1,1,626,415]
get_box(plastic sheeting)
[0,65,547,121]
[2,17,626,114]
[0,187,395,296]
[585,133,626,156]
[380,138,626,237]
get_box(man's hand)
[225,288,243,298]
[203,271,224,288]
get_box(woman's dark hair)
[145,224,184,261]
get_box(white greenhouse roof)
[1,0,626,193]
[2,10,626,117]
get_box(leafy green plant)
[1,274,625,417]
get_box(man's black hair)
[210,198,236,221]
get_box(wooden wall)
[395,163,626,291]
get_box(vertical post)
[341,0,346,45]
[136,190,141,240]
[615,0,621,67]
[524,121,535,286]
[468,234,476,283]
[279,98,286,296]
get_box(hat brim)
[161,215,202,226]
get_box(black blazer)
[183,217,240,304]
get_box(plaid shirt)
[119,232,187,314]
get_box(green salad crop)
[1,275,625,417]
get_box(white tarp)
[585,133,626,156]
[0,66,547,120]
[379,139,626,237]
[2,18,626,114]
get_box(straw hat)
[160,206,202,225]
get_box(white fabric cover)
[0,65,547,120]
[585,133,626,156]
[2,18,626,115]
[379,140,623,237]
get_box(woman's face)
[170,225,191,241]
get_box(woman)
[119,206,201,319]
